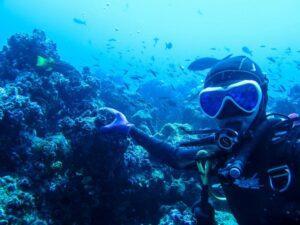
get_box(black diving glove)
[192,185,216,225]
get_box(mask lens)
[229,83,260,111]
[200,90,224,117]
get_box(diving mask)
[199,80,262,119]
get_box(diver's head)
[200,56,268,134]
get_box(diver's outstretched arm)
[99,108,199,169]
[129,126,200,169]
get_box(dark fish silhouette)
[149,69,157,77]
[130,75,143,80]
[294,60,300,69]
[73,18,86,25]
[275,85,286,93]
[242,46,252,56]
[123,82,130,90]
[153,37,159,46]
[188,54,232,71]
[165,42,173,49]
[267,57,276,63]
[285,47,292,54]
[123,69,129,75]
[197,10,203,15]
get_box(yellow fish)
[36,56,55,71]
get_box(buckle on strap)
[267,165,292,193]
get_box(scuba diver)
[99,56,300,225]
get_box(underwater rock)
[0,29,59,80]
[0,175,44,225]
[131,109,152,126]
[215,210,238,225]
[131,109,154,134]
[159,202,195,225]
[155,122,193,144]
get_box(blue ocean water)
[0,1,300,225]
[1,0,299,96]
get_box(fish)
[108,38,116,42]
[149,69,157,77]
[271,47,277,50]
[294,60,300,65]
[36,56,55,71]
[123,69,129,75]
[165,42,173,49]
[153,37,159,46]
[242,46,253,56]
[123,82,130,90]
[73,18,86,25]
[274,85,286,93]
[260,45,266,48]
[294,61,300,70]
[267,57,276,63]
[285,47,292,54]
[188,54,233,71]
[130,75,143,80]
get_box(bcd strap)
[196,150,227,201]
[267,165,292,193]
[196,150,211,186]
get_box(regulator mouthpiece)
[217,129,239,150]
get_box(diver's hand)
[99,108,134,136]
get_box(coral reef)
[0,30,130,224]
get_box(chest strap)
[267,165,292,193]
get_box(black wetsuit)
[129,122,300,225]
